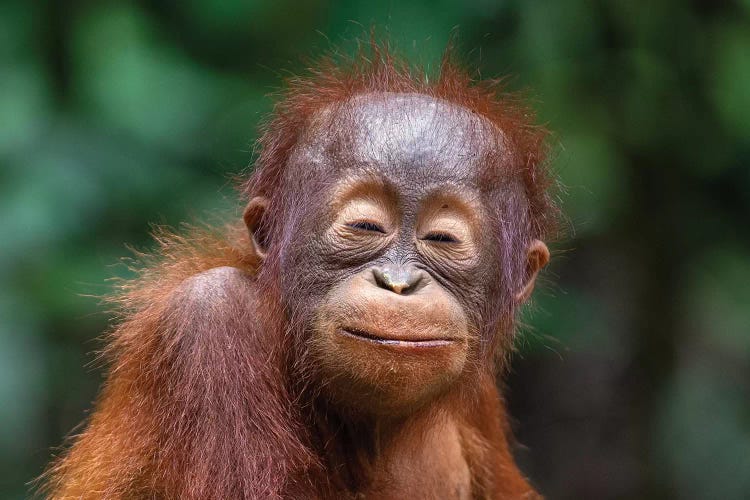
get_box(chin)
[310,321,469,416]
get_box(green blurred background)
[1,1,749,498]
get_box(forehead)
[289,93,506,189]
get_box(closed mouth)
[339,326,455,348]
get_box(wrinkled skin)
[244,94,548,496]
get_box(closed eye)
[346,220,386,233]
[422,232,459,244]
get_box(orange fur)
[42,41,555,499]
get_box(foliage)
[1,1,748,498]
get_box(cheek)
[279,236,368,332]
[438,251,508,338]
[279,239,330,320]
[280,228,392,320]
[421,257,492,324]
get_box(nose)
[372,265,424,295]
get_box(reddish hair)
[41,41,553,499]
[243,41,558,243]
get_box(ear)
[243,196,270,262]
[514,239,550,303]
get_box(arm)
[46,266,309,499]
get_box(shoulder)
[166,266,258,320]
[178,266,254,297]
[152,267,264,358]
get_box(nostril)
[372,267,388,290]
[405,272,424,294]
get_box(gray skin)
[276,93,517,365]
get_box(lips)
[339,326,456,347]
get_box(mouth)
[339,326,456,348]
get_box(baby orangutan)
[44,46,557,499]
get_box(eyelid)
[345,219,387,233]
[421,231,461,244]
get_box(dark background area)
[1,1,749,498]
